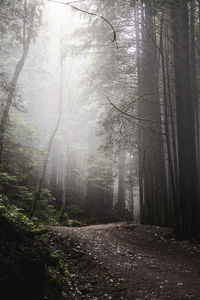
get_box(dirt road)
[49,223,200,299]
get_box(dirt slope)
[50,223,200,299]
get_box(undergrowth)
[0,194,70,299]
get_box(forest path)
[50,223,200,299]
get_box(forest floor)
[49,223,200,300]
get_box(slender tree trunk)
[117,146,126,220]
[30,52,64,218]
[60,140,68,222]
[129,151,134,220]
[0,2,37,163]
[135,3,144,223]
[30,107,62,218]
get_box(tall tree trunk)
[159,12,178,226]
[135,2,144,223]
[171,0,200,237]
[189,0,200,196]
[140,0,167,226]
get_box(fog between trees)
[1,0,200,239]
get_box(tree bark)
[139,0,167,226]
[171,0,200,237]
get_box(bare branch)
[106,97,165,125]
[47,0,117,45]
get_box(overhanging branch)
[47,0,117,45]
[106,97,165,125]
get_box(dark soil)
[49,223,200,300]
[0,216,62,300]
